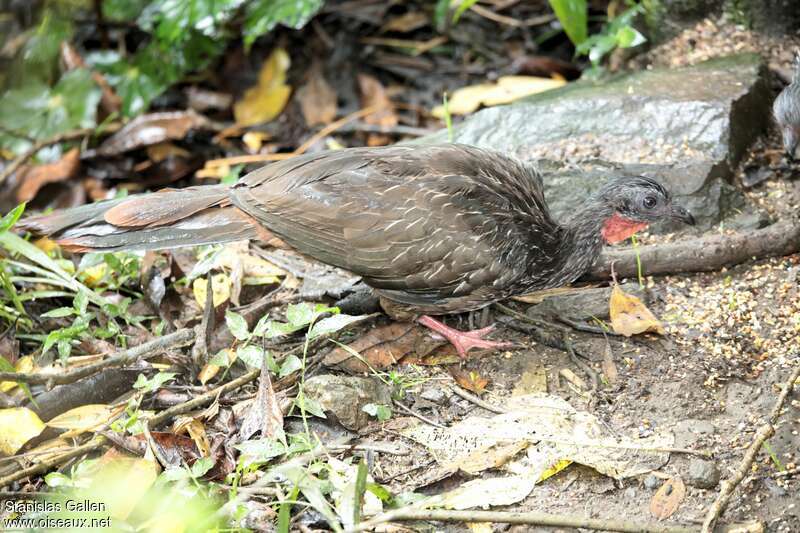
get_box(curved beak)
[670,204,695,226]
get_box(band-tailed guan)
[774,50,800,160]
[19,144,695,357]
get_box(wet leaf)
[0,204,26,233]
[234,48,292,127]
[297,62,337,126]
[432,76,565,117]
[0,407,45,454]
[95,110,209,156]
[650,477,686,519]
[16,148,81,203]
[609,283,665,336]
[243,0,325,48]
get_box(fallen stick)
[701,359,800,532]
[346,508,761,533]
[0,329,195,386]
[590,217,800,279]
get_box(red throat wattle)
[601,213,649,244]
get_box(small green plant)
[442,92,454,142]
[548,0,647,71]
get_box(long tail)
[17,185,264,252]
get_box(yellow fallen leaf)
[185,419,211,457]
[46,403,122,434]
[234,48,292,127]
[197,348,236,385]
[539,458,572,482]
[0,355,35,393]
[242,131,270,152]
[609,284,665,337]
[432,75,565,118]
[0,407,45,454]
[216,246,285,284]
[34,237,59,254]
[192,274,231,308]
[80,263,108,287]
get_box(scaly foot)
[417,315,513,359]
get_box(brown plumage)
[19,144,694,356]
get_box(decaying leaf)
[401,393,674,507]
[0,407,46,455]
[450,367,488,395]
[512,363,548,395]
[238,359,284,442]
[323,322,428,372]
[609,283,665,337]
[192,274,232,308]
[650,477,686,519]
[381,11,429,33]
[358,73,397,146]
[449,441,530,475]
[601,341,619,384]
[95,110,210,156]
[297,61,337,126]
[432,76,565,118]
[16,148,80,202]
[234,48,292,127]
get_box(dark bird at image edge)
[18,144,696,357]
[774,50,800,161]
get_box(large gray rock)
[421,54,771,230]
[304,374,392,430]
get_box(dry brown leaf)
[146,142,191,163]
[16,148,80,202]
[239,359,284,442]
[381,11,429,33]
[96,110,210,156]
[234,48,292,127]
[450,367,488,395]
[450,441,529,475]
[650,477,686,519]
[609,283,665,337]
[297,62,337,126]
[184,419,211,457]
[358,73,397,145]
[60,42,121,114]
[432,76,565,118]
[324,322,421,372]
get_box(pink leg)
[418,315,514,359]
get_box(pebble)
[419,386,447,405]
[644,474,661,490]
[685,458,721,489]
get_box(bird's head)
[595,176,695,244]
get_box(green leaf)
[73,290,89,315]
[0,204,26,233]
[277,484,300,533]
[547,0,587,45]
[41,307,75,318]
[236,345,269,369]
[278,354,303,378]
[243,0,324,49]
[616,26,646,48]
[362,403,391,421]
[353,458,368,525]
[190,457,215,478]
[225,310,250,341]
[133,371,177,393]
[103,0,152,22]
[294,392,326,419]
[308,314,366,339]
[452,0,480,23]
[365,482,392,503]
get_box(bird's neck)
[553,200,617,285]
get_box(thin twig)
[393,399,446,429]
[449,384,506,414]
[0,435,107,489]
[347,508,755,533]
[468,4,555,27]
[701,360,800,532]
[564,335,599,393]
[0,329,195,386]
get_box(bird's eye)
[643,196,657,209]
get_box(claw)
[418,315,514,359]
